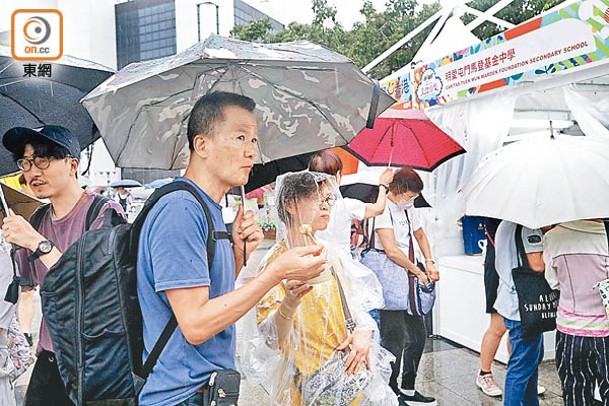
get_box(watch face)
[39,240,53,254]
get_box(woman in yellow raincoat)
[252,171,397,406]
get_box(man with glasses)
[0,125,124,406]
[136,91,327,406]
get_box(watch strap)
[27,240,54,262]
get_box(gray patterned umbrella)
[81,34,394,170]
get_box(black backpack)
[40,181,226,405]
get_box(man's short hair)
[307,150,343,176]
[187,91,256,151]
[390,167,424,194]
[11,136,71,162]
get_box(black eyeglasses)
[17,156,71,172]
[320,193,337,207]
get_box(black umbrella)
[110,179,142,188]
[0,47,114,176]
[339,183,431,208]
[244,151,315,193]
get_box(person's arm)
[1,210,62,269]
[527,252,544,272]
[271,280,312,349]
[376,228,429,285]
[166,246,325,345]
[413,227,439,282]
[231,206,264,277]
[522,226,544,272]
[363,168,394,219]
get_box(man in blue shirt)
[137,91,327,406]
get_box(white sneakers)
[476,372,503,397]
[476,371,547,397]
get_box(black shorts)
[483,245,499,314]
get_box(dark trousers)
[24,351,73,406]
[379,309,426,394]
[175,391,206,406]
[556,331,609,406]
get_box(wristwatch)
[380,184,389,191]
[27,240,55,262]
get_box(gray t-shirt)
[15,190,124,354]
[494,221,544,321]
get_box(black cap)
[2,125,81,159]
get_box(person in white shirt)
[363,167,439,405]
[308,150,393,256]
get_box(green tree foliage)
[231,0,566,79]
[230,16,273,42]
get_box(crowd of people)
[0,90,607,406]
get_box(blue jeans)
[503,318,544,406]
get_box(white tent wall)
[564,84,609,139]
[416,57,609,254]
[423,93,516,256]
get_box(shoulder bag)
[511,225,559,339]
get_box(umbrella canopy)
[0,182,43,222]
[81,34,394,170]
[344,108,465,171]
[110,179,142,188]
[244,151,315,193]
[144,178,174,190]
[339,183,431,208]
[461,135,609,229]
[0,47,114,176]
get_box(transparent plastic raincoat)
[241,171,398,406]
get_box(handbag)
[7,315,36,383]
[299,266,373,406]
[202,369,240,406]
[511,225,559,339]
[360,211,435,314]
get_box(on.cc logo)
[23,16,52,45]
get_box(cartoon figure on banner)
[414,67,443,108]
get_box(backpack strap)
[85,195,112,230]
[514,224,531,269]
[29,204,51,230]
[136,180,229,381]
[30,195,110,232]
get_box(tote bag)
[511,225,558,339]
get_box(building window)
[116,0,177,69]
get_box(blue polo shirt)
[137,178,236,406]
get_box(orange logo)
[11,9,63,61]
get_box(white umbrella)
[461,135,609,229]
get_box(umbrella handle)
[366,81,381,129]
[240,186,247,267]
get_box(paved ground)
[15,240,566,405]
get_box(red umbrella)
[344,108,465,171]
